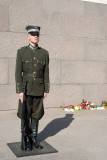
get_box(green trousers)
[17,96,44,120]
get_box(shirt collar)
[28,44,39,50]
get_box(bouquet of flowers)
[101,101,107,108]
[60,99,105,112]
[81,99,94,110]
[101,101,107,106]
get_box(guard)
[15,25,50,150]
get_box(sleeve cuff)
[45,83,50,93]
[16,83,23,93]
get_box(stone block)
[44,84,83,108]
[61,61,84,84]
[0,0,12,5]
[105,63,107,83]
[61,14,105,39]
[40,35,62,60]
[84,16,105,39]
[83,62,105,84]
[1,0,84,17]
[85,39,107,61]
[84,84,107,105]
[0,58,8,84]
[40,35,84,60]
[9,4,61,35]
[0,4,8,31]
[84,2,107,16]
[9,58,16,84]
[60,37,84,60]
[61,61,105,84]
[0,0,41,5]
[106,21,107,39]
[41,0,84,15]
[50,60,61,84]
[0,32,27,58]
[0,84,18,110]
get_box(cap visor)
[29,31,39,35]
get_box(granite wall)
[0,0,107,110]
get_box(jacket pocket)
[22,58,32,63]
[22,58,33,71]
[37,59,45,65]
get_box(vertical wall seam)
[83,0,85,100]
[8,58,9,85]
[60,13,63,36]
[83,84,85,100]
[104,17,106,39]
[60,60,62,85]
[83,1,85,16]
[105,62,106,84]
[8,4,10,32]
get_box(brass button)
[34,64,36,67]
[33,72,36,78]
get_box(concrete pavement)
[0,108,107,160]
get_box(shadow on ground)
[38,114,74,141]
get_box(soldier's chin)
[34,39,38,43]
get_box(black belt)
[23,72,43,78]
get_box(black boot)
[31,119,43,149]
[26,119,32,150]
[21,119,32,151]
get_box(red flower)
[88,101,91,104]
[82,104,85,107]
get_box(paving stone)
[0,108,107,160]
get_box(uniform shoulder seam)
[40,47,49,54]
[18,46,27,51]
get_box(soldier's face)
[27,33,39,45]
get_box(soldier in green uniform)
[15,25,49,149]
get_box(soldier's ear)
[27,34,30,40]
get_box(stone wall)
[0,0,107,110]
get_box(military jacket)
[15,45,49,96]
